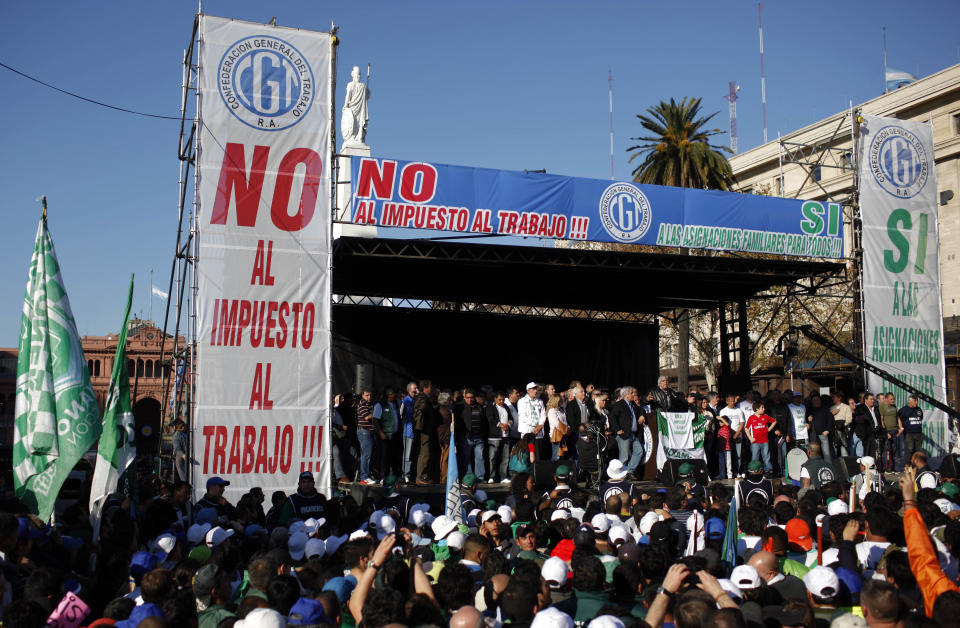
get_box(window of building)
[137,358,144,378]
[954,113,960,135]
[145,360,153,378]
[94,360,100,377]
[812,165,822,182]
[842,151,852,170]
[776,176,785,196]
[127,359,135,377]
[88,360,94,376]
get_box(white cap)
[718,578,743,601]
[857,456,875,469]
[411,509,427,527]
[234,608,286,628]
[821,547,840,566]
[569,507,586,523]
[803,566,840,598]
[446,530,467,551]
[532,607,573,628]
[497,505,513,524]
[730,565,762,590]
[531,607,574,628]
[934,498,960,514]
[349,529,369,541]
[288,531,308,560]
[304,517,324,536]
[587,616,625,628]
[551,509,571,521]
[205,526,235,548]
[369,510,385,526]
[305,538,325,560]
[639,511,660,536]
[431,515,458,540]
[526,382,538,390]
[830,612,868,628]
[606,459,628,480]
[377,514,397,540]
[590,514,611,533]
[827,500,849,516]
[541,556,569,589]
[480,510,501,525]
[187,523,212,546]
[153,533,177,557]
[609,525,629,545]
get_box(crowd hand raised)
[372,533,396,567]
[842,519,859,542]
[900,466,916,503]
[695,570,724,597]
[662,563,689,594]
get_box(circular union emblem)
[598,182,652,242]
[868,125,928,198]
[218,35,315,131]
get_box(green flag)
[13,216,101,521]
[89,275,136,537]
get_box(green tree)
[627,97,734,190]
[628,97,734,391]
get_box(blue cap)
[288,597,327,625]
[196,507,219,525]
[705,517,726,540]
[321,576,356,604]
[17,517,45,541]
[835,567,863,597]
[61,535,85,551]
[245,524,268,537]
[130,551,158,576]
[206,476,230,490]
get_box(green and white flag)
[89,275,136,539]
[656,410,707,470]
[13,216,101,521]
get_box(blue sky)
[1,0,958,346]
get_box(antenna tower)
[725,82,740,154]
[608,69,615,180]
[759,2,768,143]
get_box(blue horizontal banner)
[347,157,844,259]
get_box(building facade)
[0,319,186,451]
[729,62,960,406]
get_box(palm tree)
[627,97,734,190]
[628,97,734,393]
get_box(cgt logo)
[218,35,315,131]
[598,182,652,243]
[868,125,929,199]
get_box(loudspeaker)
[533,460,573,489]
[939,454,960,479]
[659,459,709,487]
[833,456,861,481]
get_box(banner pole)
[325,23,339,498]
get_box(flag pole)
[40,195,47,221]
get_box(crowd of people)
[330,379,926,487]
[1,376,955,628]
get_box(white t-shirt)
[719,406,744,431]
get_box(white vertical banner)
[195,15,332,501]
[859,114,950,457]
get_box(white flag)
[152,285,168,300]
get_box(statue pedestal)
[334,143,375,240]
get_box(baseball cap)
[934,498,959,515]
[747,460,764,472]
[431,515,457,540]
[187,523,212,546]
[587,617,626,628]
[235,608,286,628]
[786,518,813,551]
[574,524,596,547]
[555,465,571,479]
[152,533,177,558]
[857,456,875,469]
[130,551,158,576]
[288,597,328,626]
[462,473,478,487]
[206,476,230,490]
[410,509,427,528]
[480,510,501,525]
[718,578,743,601]
[526,382,538,390]
[730,564,762,590]
[617,542,641,564]
[298,471,314,481]
[289,520,308,537]
[827,498,849,516]
[678,462,694,476]
[193,564,225,604]
[551,509,571,521]
[639,511,660,536]
[705,517,725,540]
[940,482,960,499]
[830,612,868,628]
[288,532,308,561]
[196,507,219,525]
[377,514,397,540]
[304,517,325,536]
[323,534,348,556]
[446,530,467,551]
[321,576,355,604]
[205,526,235,548]
[649,521,673,545]
[532,607,574,628]
[497,505,513,524]
[609,525,629,545]
[188,545,211,562]
[305,538,326,560]
[803,566,840,598]
[467,509,481,527]
[590,513,611,533]
[541,556,569,589]
[245,524,268,537]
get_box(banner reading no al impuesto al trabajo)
[348,157,844,259]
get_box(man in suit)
[413,379,437,485]
[852,392,883,460]
[610,385,644,480]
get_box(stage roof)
[332,237,846,315]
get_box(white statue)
[341,65,370,148]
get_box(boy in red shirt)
[745,401,777,473]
